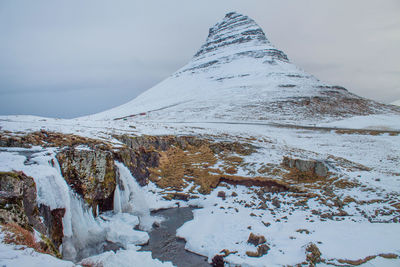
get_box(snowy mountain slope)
[86,12,399,123]
[391,99,400,106]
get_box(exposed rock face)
[114,147,159,186]
[39,205,65,248]
[115,135,290,195]
[56,147,116,214]
[282,157,329,179]
[0,171,62,256]
[0,130,107,149]
[0,172,44,232]
[191,12,288,68]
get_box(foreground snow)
[0,233,74,267]
[1,112,400,266]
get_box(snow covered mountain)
[391,99,400,106]
[87,12,399,123]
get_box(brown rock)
[246,244,270,257]
[211,254,225,266]
[305,242,322,265]
[217,191,226,200]
[247,233,266,246]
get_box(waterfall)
[23,150,105,261]
[20,150,152,261]
[113,162,154,231]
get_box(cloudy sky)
[0,0,399,118]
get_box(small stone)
[272,198,281,208]
[246,244,270,257]
[262,221,271,227]
[217,191,226,199]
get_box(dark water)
[140,207,211,267]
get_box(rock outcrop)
[282,157,329,180]
[0,171,61,257]
[56,147,116,215]
[0,172,44,232]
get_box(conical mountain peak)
[194,12,271,58]
[180,12,289,75]
[87,12,399,122]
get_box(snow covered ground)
[319,114,400,131]
[1,113,400,266]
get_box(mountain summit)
[192,12,287,62]
[88,12,399,123]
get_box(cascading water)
[26,150,153,261]
[113,162,155,231]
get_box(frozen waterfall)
[113,162,154,231]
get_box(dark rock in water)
[211,254,225,267]
[56,147,116,214]
[102,241,123,253]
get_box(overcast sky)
[0,0,399,118]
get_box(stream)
[140,207,210,267]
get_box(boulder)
[282,157,329,178]
[247,233,266,246]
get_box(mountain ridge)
[85,12,400,123]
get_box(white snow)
[80,246,174,267]
[319,114,400,131]
[391,99,400,106]
[0,233,75,267]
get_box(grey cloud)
[0,0,399,118]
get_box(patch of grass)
[1,223,58,257]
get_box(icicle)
[113,186,122,213]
